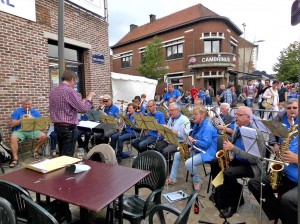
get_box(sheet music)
[78,121,99,129]
[240,126,261,157]
[180,127,193,146]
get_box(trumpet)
[23,108,32,118]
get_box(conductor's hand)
[87,92,96,101]
[223,141,235,151]
[283,151,298,164]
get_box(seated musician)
[210,106,266,218]
[194,98,203,107]
[102,94,120,138]
[166,106,217,191]
[9,99,47,168]
[96,95,105,111]
[131,100,165,153]
[214,103,235,136]
[155,102,190,160]
[133,96,146,115]
[160,83,182,105]
[273,98,298,153]
[110,103,138,163]
[248,135,298,224]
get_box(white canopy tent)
[111,72,158,106]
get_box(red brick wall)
[111,19,241,95]
[0,0,110,144]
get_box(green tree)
[273,41,300,82]
[137,36,168,81]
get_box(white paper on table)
[240,126,261,158]
[30,159,50,173]
[78,121,99,129]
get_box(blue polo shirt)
[148,111,165,138]
[104,104,120,119]
[11,107,41,131]
[285,136,298,183]
[163,89,181,102]
[278,113,298,144]
[125,113,138,133]
[198,90,206,101]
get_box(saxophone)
[216,122,233,171]
[269,114,298,190]
[177,121,191,162]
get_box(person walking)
[49,70,96,156]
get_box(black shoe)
[219,207,228,218]
[209,192,215,204]
[221,206,236,218]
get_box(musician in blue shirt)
[10,99,46,167]
[160,84,182,104]
[102,94,120,138]
[131,100,165,153]
[167,106,217,191]
[248,135,298,224]
[110,103,138,163]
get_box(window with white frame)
[121,53,132,68]
[230,37,238,54]
[204,40,220,53]
[201,71,223,77]
[166,41,183,60]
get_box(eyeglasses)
[103,100,109,103]
[287,107,298,110]
[235,113,248,117]
[147,105,154,108]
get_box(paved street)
[1,148,280,224]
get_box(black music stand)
[21,118,49,154]
[85,110,101,122]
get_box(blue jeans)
[131,135,157,153]
[170,151,204,184]
[54,125,78,157]
[110,131,136,157]
[246,98,254,107]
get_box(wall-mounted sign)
[0,0,36,22]
[92,53,104,64]
[189,56,196,64]
[67,0,105,17]
[202,56,230,63]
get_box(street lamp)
[247,40,265,73]
[242,23,246,85]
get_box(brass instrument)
[210,106,225,131]
[177,121,191,162]
[215,122,233,171]
[269,114,298,190]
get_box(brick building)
[111,4,254,95]
[0,0,110,143]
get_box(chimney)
[130,24,138,31]
[149,14,156,23]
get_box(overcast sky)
[108,0,300,74]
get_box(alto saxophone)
[269,114,298,190]
[216,122,233,171]
[177,121,191,162]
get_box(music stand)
[118,114,135,128]
[21,118,49,153]
[99,114,118,129]
[239,126,286,224]
[85,110,101,122]
[133,114,162,131]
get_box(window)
[166,43,183,60]
[230,44,237,54]
[121,54,132,68]
[204,40,220,53]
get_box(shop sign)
[67,0,105,17]
[0,0,36,22]
[189,56,196,64]
[202,56,231,63]
[92,53,104,64]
